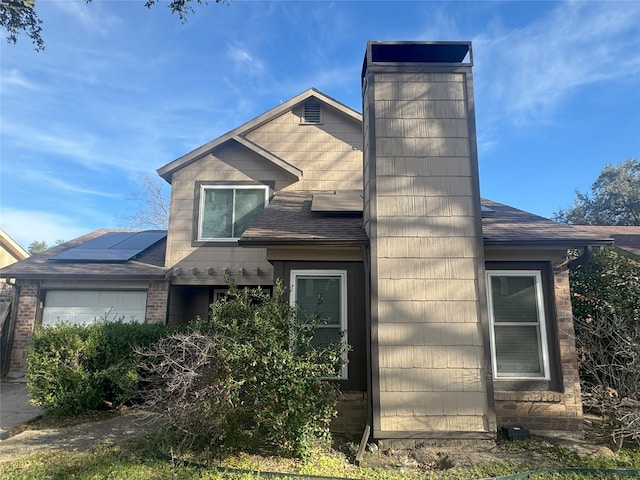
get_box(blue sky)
[1,0,639,249]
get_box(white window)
[486,271,550,380]
[198,185,268,241]
[290,270,348,378]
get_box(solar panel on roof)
[50,231,166,262]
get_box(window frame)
[289,269,348,379]
[197,184,269,242]
[486,270,551,380]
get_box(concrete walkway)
[0,410,164,463]
[0,380,42,441]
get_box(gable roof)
[0,228,29,264]
[571,225,640,258]
[0,230,168,280]
[157,88,362,183]
[240,193,613,249]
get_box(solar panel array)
[50,231,166,262]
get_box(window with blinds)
[486,271,550,379]
[290,270,347,378]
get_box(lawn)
[1,422,639,480]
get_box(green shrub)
[27,321,177,415]
[136,280,347,458]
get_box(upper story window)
[486,270,550,380]
[301,102,322,124]
[198,185,269,241]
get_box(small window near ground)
[290,270,347,378]
[486,271,550,379]
[199,185,268,241]
[301,102,322,124]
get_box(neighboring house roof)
[240,194,614,249]
[240,190,368,247]
[0,230,169,280]
[0,228,29,267]
[481,199,613,247]
[157,88,362,183]
[571,225,640,258]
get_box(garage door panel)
[43,290,147,326]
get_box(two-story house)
[2,41,613,442]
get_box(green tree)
[27,239,64,254]
[0,0,43,50]
[27,240,48,254]
[570,247,640,448]
[553,159,640,225]
[1,0,226,51]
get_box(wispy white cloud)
[49,0,122,36]
[18,169,122,199]
[1,69,41,92]
[0,208,91,249]
[227,43,266,76]
[473,1,640,126]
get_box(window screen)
[487,272,549,378]
[200,186,266,240]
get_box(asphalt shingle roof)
[240,192,613,248]
[0,230,168,280]
[480,199,613,247]
[571,225,640,258]
[240,191,368,246]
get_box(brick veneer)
[145,280,169,324]
[8,280,170,374]
[9,280,39,373]
[331,391,368,435]
[493,265,583,433]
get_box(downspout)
[567,245,593,270]
[355,244,372,465]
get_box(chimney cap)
[362,41,472,82]
[368,41,471,64]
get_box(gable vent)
[302,102,321,124]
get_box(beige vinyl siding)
[165,106,364,284]
[365,69,492,435]
[245,107,363,191]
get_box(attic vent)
[302,102,321,124]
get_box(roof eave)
[483,238,614,248]
[238,238,368,248]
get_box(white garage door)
[42,290,147,326]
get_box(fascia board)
[157,88,362,183]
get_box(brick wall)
[331,391,368,435]
[145,280,169,324]
[493,266,583,434]
[9,280,39,373]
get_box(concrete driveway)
[0,380,42,440]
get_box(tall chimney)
[362,41,496,438]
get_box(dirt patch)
[358,436,615,475]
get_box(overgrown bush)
[27,320,177,415]
[135,280,347,458]
[570,247,640,449]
